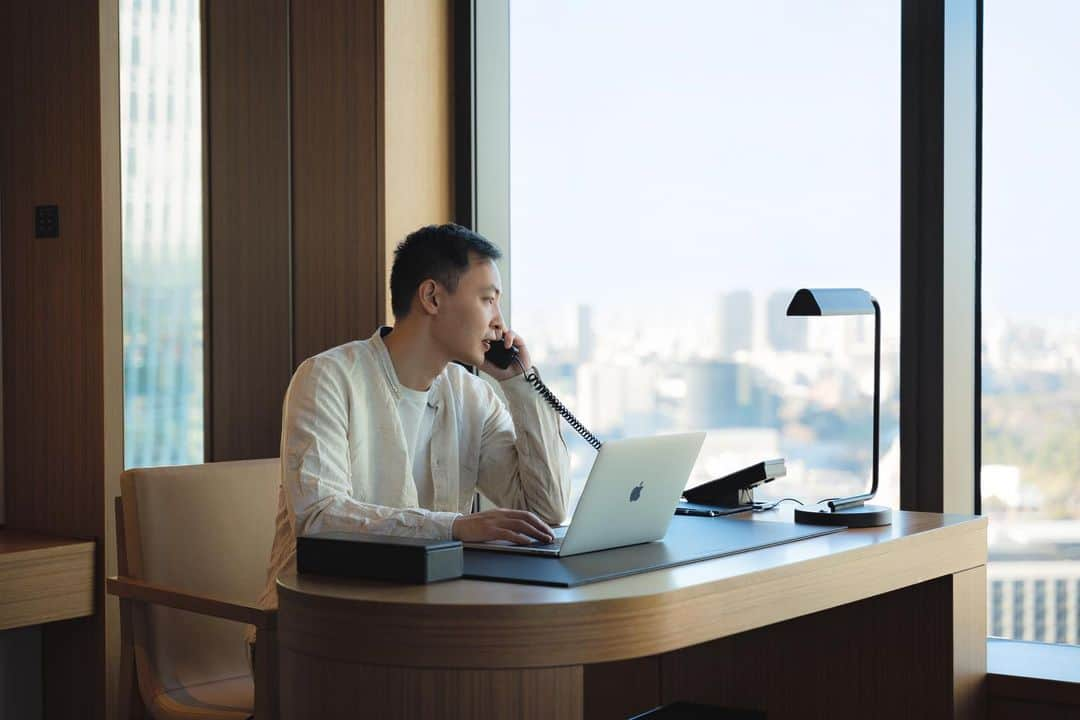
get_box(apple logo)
[629,482,644,502]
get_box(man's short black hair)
[390,223,502,318]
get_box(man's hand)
[451,508,555,544]
[479,329,533,382]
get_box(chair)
[107,459,280,720]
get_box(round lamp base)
[794,503,892,528]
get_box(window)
[120,0,204,468]
[982,0,1080,647]
[506,0,901,509]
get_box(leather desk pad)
[463,515,844,587]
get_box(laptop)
[464,431,706,557]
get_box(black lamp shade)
[787,288,875,317]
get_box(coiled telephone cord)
[514,358,604,450]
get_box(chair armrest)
[107,575,276,630]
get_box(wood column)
[205,0,454,459]
[0,0,115,717]
[953,565,988,719]
[290,0,382,364]
[205,0,293,461]
[379,0,454,326]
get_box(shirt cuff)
[431,511,463,541]
[499,367,537,397]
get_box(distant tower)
[767,290,808,351]
[121,0,205,468]
[717,291,753,357]
[682,361,777,429]
[577,304,594,363]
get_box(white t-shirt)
[396,385,436,508]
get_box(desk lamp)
[787,288,892,527]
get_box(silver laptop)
[464,432,706,557]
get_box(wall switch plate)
[35,205,59,238]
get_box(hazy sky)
[508,0,1079,328]
[982,0,1080,324]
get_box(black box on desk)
[297,532,463,583]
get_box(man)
[253,223,571,619]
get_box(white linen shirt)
[253,327,572,615]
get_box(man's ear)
[417,279,440,315]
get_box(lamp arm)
[827,299,881,512]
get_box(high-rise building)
[766,290,808,351]
[681,361,778,429]
[988,565,1080,644]
[987,520,1080,644]
[120,0,204,468]
[717,291,753,357]
[576,363,658,435]
[577,304,594,363]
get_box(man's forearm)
[292,486,461,540]
[497,371,572,523]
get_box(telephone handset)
[482,340,521,371]
[485,341,603,450]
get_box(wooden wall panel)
[381,0,454,326]
[658,578,954,720]
[202,0,453,457]
[290,0,381,364]
[583,657,660,720]
[0,0,106,717]
[206,0,293,461]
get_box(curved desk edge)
[277,512,987,668]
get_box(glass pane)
[983,0,1080,646]
[509,0,900,512]
[120,0,204,468]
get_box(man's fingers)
[474,509,553,542]
[503,519,551,541]
[493,527,536,545]
[506,509,553,536]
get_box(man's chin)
[454,349,486,367]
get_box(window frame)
[457,0,512,323]
[900,0,981,516]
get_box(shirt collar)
[371,326,442,409]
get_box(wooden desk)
[0,529,95,631]
[276,511,987,719]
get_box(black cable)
[515,358,603,450]
[756,496,807,511]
